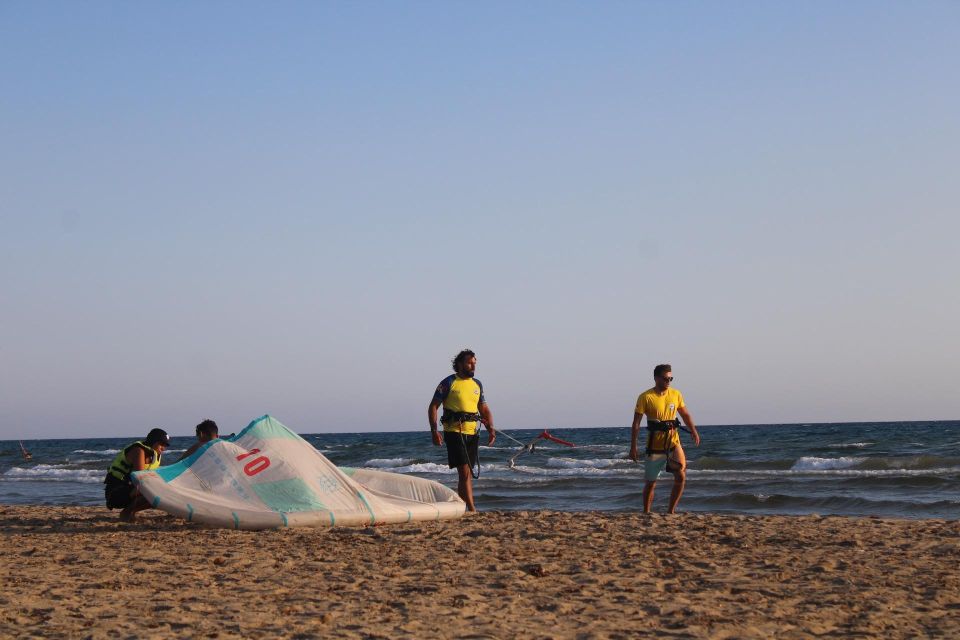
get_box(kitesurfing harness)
[440,411,485,480]
[440,411,483,427]
[645,419,686,455]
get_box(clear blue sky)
[2,2,958,438]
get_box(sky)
[2,2,958,439]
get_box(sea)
[2,421,959,519]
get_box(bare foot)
[119,509,137,523]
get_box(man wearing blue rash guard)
[428,349,497,511]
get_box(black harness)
[645,419,682,455]
[440,411,483,479]
[440,411,483,427]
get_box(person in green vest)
[103,427,170,522]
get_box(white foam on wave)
[385,462,457,474]
[363,458,414,468]
[545,457,621,470]
[71,447,184,455]
[508,464,637,477]
[791,456,864,471]
[828,442,874,449]
[577,444,627,452]
[382,461,530,475]
[3,465,103,483]
[689,466,960,478]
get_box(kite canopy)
[132,415,465,530]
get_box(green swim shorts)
[644,454,680,482]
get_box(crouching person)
[104,428,170,522]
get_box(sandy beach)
[1,506,957,639]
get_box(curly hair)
[451,349,476,372]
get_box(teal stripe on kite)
[232,415,271,441]
[329,512,335,526]
[245,416,302,441]
[232,512,239,529]
[357,491,375,524]
[186,504,194,522]
[152,496,161,508]
[151,463,190,483]
[281,513,288,527]
[173,438,219,471]
[252,477,325,513]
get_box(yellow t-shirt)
[433,375,486,435]
[635,387,685,450]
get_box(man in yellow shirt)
[629,364,701,514]
[428,349,496,511]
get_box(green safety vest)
[106,441,161,482]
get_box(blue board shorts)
[644,454,680,482]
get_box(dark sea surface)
[2,421,958,519]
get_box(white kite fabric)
[132,415,465,530]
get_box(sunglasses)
[661,376,674,382]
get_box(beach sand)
[1,506,958,639]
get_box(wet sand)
[0,506,958,639]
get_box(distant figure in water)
[428,349,497,511]
[178,419,219,461]
[103,428,170,522]
[19,440,32,461]
[629,364,701,514]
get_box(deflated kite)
[133,415,465,529]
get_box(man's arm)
[479,403,496,446]
[428,400,443,445]
[629,412,643,461]
[177,443,201,462]
[126,446,148,472]
[124,446,148,498]
[677,407,701,446]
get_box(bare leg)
[667,469,686,514]
[642,481,656,513]
[119,495,151,522]
[666,445,688,514]
[457,465,475,511]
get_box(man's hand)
[691,430,701,447]
[487,428,497,446]
[431,430,443,446]
[629,446,639,462]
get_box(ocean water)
[2,421,958,519]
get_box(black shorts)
[104,476,134,509]
[444,432,479,469]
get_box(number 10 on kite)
[236,449,271,476]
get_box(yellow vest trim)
[107,441,161,482]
